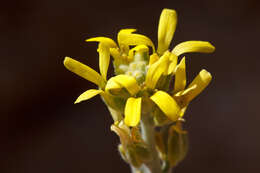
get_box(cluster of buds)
[64,8,215,173]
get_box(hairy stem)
[140,114,162,173]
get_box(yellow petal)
[86,37,116,80]
[150,91,180,122]
[106,75,140,96]
[174,57,186,93]
[157,9,177,55]
[145,51,170,89]
[74,89,103,104]
[174,85,196,108]
[86,37,117,48]
[124,97,142,126]
[98,43,110,80]
[117,28,137,45]
[105,77,123,95]
[117,29,155,52]
[110,48,121,60]
[117,29,137,53]
[128,45,149,62]
[64,57,103,87]
[187,69,212,102]
[172,41,215,56]
[149,53,159,65]
[167,53,178,75]
[177,69,212,103]
[174,84,197,98]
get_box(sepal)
[153,107,171,126]
[101,92,126,113]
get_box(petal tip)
[74,97,82,104]
[207,42,216,52]
[201,69,212,76]
[64,56,71,62]
[74,100,80,104]
[200,69,212,81]
[85,38,94,42]
[124,119,136,127]
[162,8,177,15]
[63,56,73,68]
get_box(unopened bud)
[125,142,152,168]
[155,132,167,160]
[167,124,189,167]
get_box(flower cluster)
[64,8,215,172]
[64,9,214,127]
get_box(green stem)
[140,114,162,173]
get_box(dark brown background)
[1,0,260,172]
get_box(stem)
[140,114,162,173]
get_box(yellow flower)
[63,8,215,127]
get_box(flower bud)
[124,142,152,168]
[112,121,152,168]
[125,145,142,168]
[155,131,167,160]
[167,123,189,167]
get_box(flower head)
[64,8,215,127]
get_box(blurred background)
[1,0,260,172]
